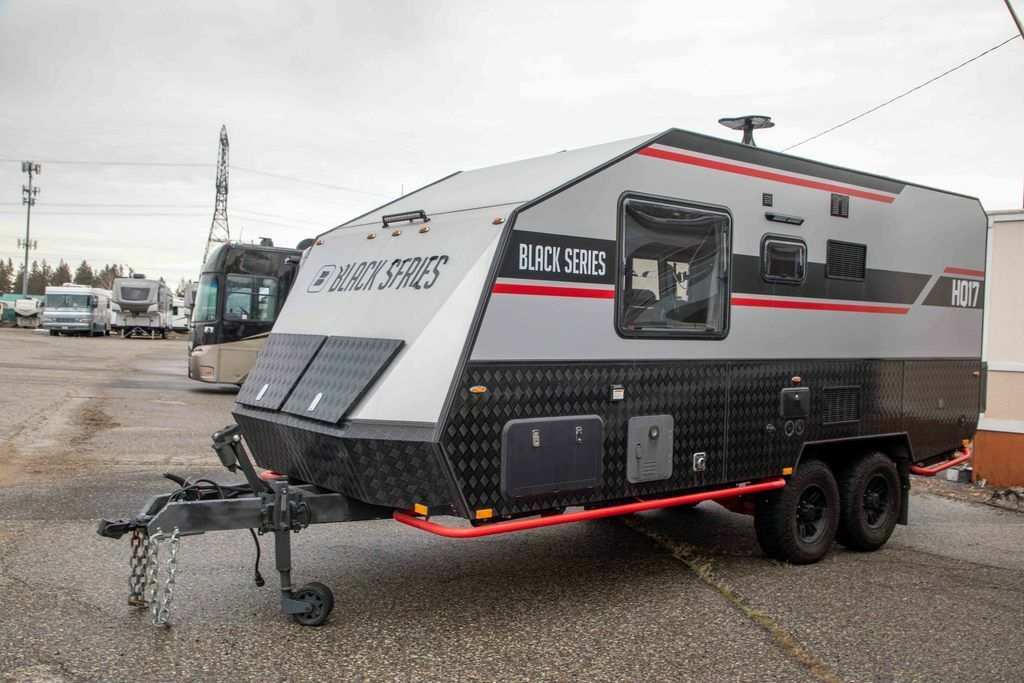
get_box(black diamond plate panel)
[236,333,326,410]
[727,361,904,482]
[442,362,728,517]
[903,360,982,461]
[234,406,452,508]
[281,336,404,423]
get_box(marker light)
[469,385,488,395]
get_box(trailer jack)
[97,425,392,627]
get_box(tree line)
[0,259,138,295]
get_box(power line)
[783,34,1022,152]
[0,157,207,167]
[233,166,392,197]
[0,201,208,207]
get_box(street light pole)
[20,161,40,296]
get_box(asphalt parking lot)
[0,327,1021,682]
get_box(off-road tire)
[835,452,901,552]
[755,459,840,564]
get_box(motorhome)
[12,297,44,328]
[102,128,985,626]
[171,296,190,333]
[188,241,306,384]
[41,284,112,336]
[112,275,173,339]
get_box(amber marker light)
[469,385,487,395]
[392,229,402,237]
[419,226,430,234]
[315,239,324,245]
[492,217,505,225]
[367,232,376,239]
[414,503,429,516]
[791,376,802,383]
[782,467,794,475]
[475,509,494,520]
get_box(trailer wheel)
[290,582,334,626]
[755,459,839,564]
[835,452,900,552]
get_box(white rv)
[112,275,173,339]
[171,296,190,333]
[12,297,44,328]
[101,128,986,626]
[42,284,112,336]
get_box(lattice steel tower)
[202,125,230,263]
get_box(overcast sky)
[1,0,1022,287]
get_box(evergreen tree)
[12,263,25,294]
[73,260,96,286]
[27,260,49,295]
[174,277,187,297]
[95,264,126,290]
[0,258,12,294]
[51,259,73,286]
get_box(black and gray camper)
[188,241,304,385]
[101,128,985,626]
[112,275,173,339]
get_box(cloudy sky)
[1,0,1022,286]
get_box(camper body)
[12,297,44,328]
[188,242,302,385]
[112,275,172,339]
[235,128,985,560]
[171,296,191,332]
[42,284,112,336]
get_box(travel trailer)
[101,128,985,626]
[188,241,305,384]
[41,284,112,336]
[12,297,44,328]
[171,296,190,333]
[112,275,173,339]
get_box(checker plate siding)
[234,407,452,508]
[235,333,326,409]
[903,360,982,461]
[281,336,404,423]
[441,359,977,517]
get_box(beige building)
[975,209,1024,487]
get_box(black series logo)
[307,265,337,293]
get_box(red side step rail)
[909,445,972,476]
[393,478,787,538]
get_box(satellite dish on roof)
[718,115,774,147]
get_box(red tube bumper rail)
[393,478,787,538]
[909,445,972,476]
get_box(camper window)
[618,196,730,337]
[761,235,806,284]
[225,275,279,322]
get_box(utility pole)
[20,162,41,296]
[202,125,231,263]
[1006,1,1024,207]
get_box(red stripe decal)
[637,147,896,204]
[493,283,615,299]
[943,267,985,277]
[732,296,909,315]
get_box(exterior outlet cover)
[627,415,674,483]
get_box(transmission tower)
[202,125,230,263]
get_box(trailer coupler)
[909,445,972,476]
[97,426,392,627]
[394,478,787,538]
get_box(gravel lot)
[0,327,1021,682]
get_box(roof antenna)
[718,115,774,146]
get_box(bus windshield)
[46,293,92,309]
[192,274,219,322]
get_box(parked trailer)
[12,297,44,328]
[171,297,190,333]
[100,128,985,627]
[188,241,307,385]
[112,275,173,339]
[42,284,112,336]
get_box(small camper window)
[618,196,730,338]
[761,235,806,284]
[225,275,280,322]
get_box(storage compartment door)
[236,333,326,410]
[501,416,603,499]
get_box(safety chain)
[142,528,182,627]
[127,529,151,607]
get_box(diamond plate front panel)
[234,406,451,508]
[235,333,326,409]
[281,336,404,423]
